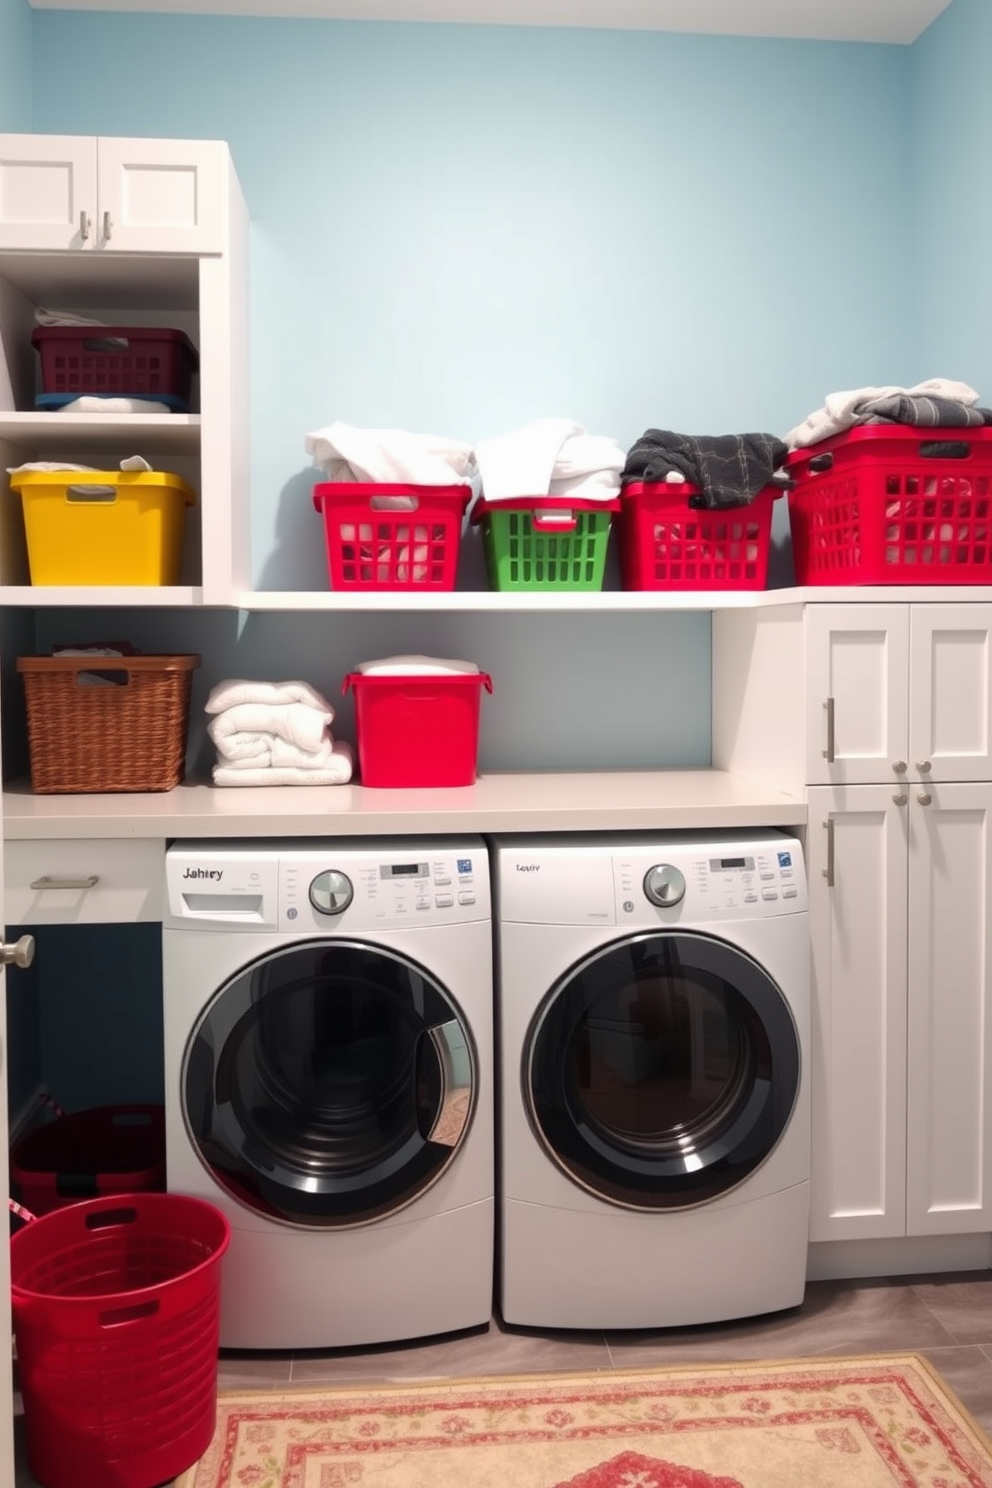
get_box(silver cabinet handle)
[822,817,835,886]
[822,697,835,762]
[29,875,99,891]
[102,210,113,241]
[0,934,35,969]
[916,760,933,774]
[918,792,933,806]
[893,792,908,805]
[892,760,907,774]
[79,210,92,241]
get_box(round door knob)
[917,792,933,807]
[892,760,907,774]
[309,869,354,915]
[916,760,933,774]
[644,864,686,908]
[0,933,35,969]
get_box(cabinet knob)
[0,934,35,970]
[916,760,933,774]
[917,792,933,806]
[892,760,907,774]
[892,792,908,806]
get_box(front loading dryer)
[491,831,810,1330]
[162,837,493,1350]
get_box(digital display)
[709,856,754,871]
[381,862,428,878]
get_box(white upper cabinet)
[0,136,232,255]
[805,603,992,786]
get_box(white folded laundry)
[305,421,475,486]
[205,679,335,716]
[355,655,480,676]
[474,417,583,501]
[34,307,107,327]
[62,397,173,416]
[215,733,338,769]
[552,433,626,480]
[212,742,355,787]
[785,379,980,449]
[547,468,622,501]
[208,702,333,753]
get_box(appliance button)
[434,875,452,886]
[743,892,759,903]
[435,894,455,908]
[762,888,779,900]
[458,874,474,885]
[760,871,775,881]
[416,898,431,910]
[782,887,799,899]
[458,892,476,906]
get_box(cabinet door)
[807,785,908,1240]
[909,605,992,782]
[0,135,97,251]
[906,783,992,1234]
[96,138,228,254]
[0,724,14,1482]
[805,605,910,786]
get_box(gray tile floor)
[14,1271,992,1485]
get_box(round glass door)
[183,939,477,1228]
[526,929,801,1211]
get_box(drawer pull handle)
[29,875,100,891]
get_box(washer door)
[525,929,801,1211]
[183,939,477,1228]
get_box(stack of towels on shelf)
[305,420,476,486]
[206,679,353,786]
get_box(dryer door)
[525,928,800,1211]
[182,939,477,1227]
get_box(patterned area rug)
[175,1352,992,1488]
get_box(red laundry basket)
[11,1191,230,1488]
[343,670,493,786]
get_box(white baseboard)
[808,1233,992,1281]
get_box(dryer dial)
[309,869,354,915]
[644,864,686,907]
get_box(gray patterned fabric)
[621,431,789,509]
[853,393,992,428]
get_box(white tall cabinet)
[0,133,250,604]
[714,599,992,1251]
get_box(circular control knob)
[309,869,354,916]
[644,864,686,908]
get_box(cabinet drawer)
[5,840,163,923]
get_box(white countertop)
[2,769,806,841]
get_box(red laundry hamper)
[10,1191,230,1488]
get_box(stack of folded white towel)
[305,420,476,486]
[206,679,354,786]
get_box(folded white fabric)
[785,379,980,449]
[209,702,333,754]
[35,307,106,327]
[212,742,354,787]
[356,655,480,676]
[7,457,154,474]
[474,419,624,501]
[62,397,172,416]
[216,733,339,769]
[205,679,335,715]
[305,421,475,486]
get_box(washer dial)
[643,864,686,907]
[309,869,354,915]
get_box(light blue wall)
[910,0,992,392]
[0,0,32,129]
[19,14,923,776]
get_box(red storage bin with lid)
[343,661,492,787]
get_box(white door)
[805,604,910,786]
[908,605,992,783]
[0,135,97,251]
[96,138,228,255]
[906,782,992,1234]
[807,784,908,1240]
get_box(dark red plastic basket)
[313,482,470,591]
[786,426,992,584]
[617,482,779,590]
[10,1103,165,1215]
[11,1191,230,1488]
[31,325,199,405]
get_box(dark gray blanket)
[621,430,789,509]
[853,393,992,429]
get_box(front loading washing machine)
[491,831,810,1330]
[162,837,493,1350]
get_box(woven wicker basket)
[17,654,201,793]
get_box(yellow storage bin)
[9,469,196,586]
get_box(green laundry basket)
[472,496,620,592]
